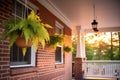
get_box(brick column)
[74,58,85,80]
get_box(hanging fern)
[47,34,64,48]
[0,10,52,55]
[64,46,72,53]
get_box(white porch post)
[80,33,86,58]
[76,26,81,57]
[76,26,86,58]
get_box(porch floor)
[72,77,119,80]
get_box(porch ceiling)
[39,0,120,34]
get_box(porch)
[71,21,120,80]
[0,0,120,80]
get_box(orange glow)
[85,32,112,45]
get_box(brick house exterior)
[0,0,72,80]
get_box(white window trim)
[55,45,64,64]
[10,0,37,68]
[12,0,38,19]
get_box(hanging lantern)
[91,4,99,32]
[91,19,98,32]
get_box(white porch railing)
[83,60,120,79]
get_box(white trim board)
[85,27,120,33]
[37,0,72,28]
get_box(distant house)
[0,0,72,80]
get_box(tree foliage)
[72,37,77,61]
[85,32,120,60]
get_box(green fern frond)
[48,34,64,48]
[22,48,27,56]
[9,32,18,46]
[64,46,72,53]
[2,17,20,29]
[28,19,40,33]
[22,28,32,43]
[38,37,45,48]
[0,29,9,40]
[44,24,52,28]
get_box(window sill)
[10,64,35,68]
[55,64,64,69]
[10,67,37,76]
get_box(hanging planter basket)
[15,36,33,48]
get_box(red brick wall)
[0,0,12,80]
[0,0,72,80]
[64,23,72,80]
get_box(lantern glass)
[91,20,98,32]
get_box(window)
[55,45,63,63]
[10,0,37,68]
[55,21,63,34]
[55,21,64,64]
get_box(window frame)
[10,0,38,68]
[10,46,35,68]
[55,45,64,64]
[55,21,63,34]
[55,21,64,64]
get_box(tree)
[72,37,77,61]
[85,41,94,60]
[85,32,120,60]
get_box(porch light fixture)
[91,4,98,32]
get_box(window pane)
[12,1,25,18]
[10,44,31,65]
[56,27,62,34]
[12,0,32,19]
[55,46,62,63]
